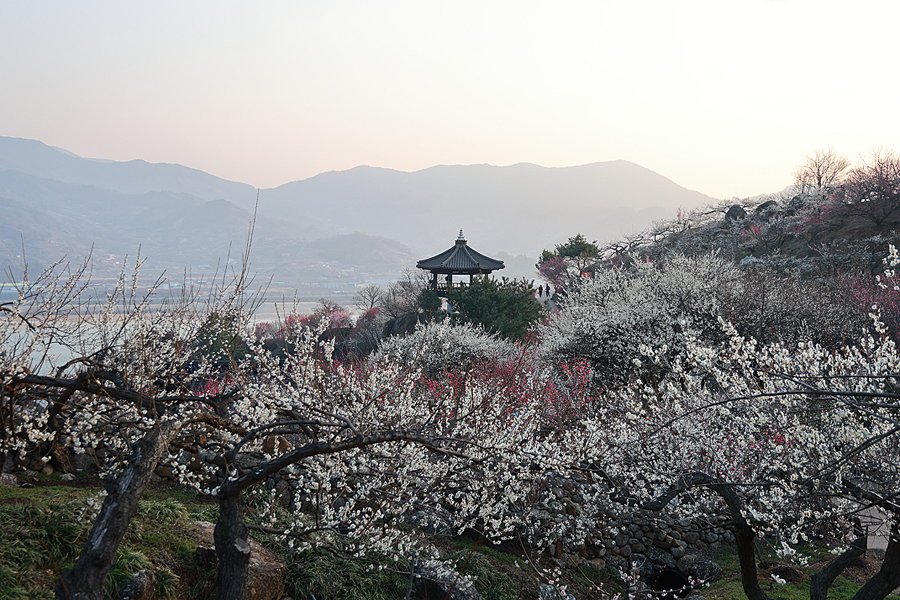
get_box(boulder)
[724,205,747,223]
[413,557,482,600]
[116,569,155,600]
[539,584,576,600]
[189,521,285,600]
[690,554,722,582]
[754,200,778,218]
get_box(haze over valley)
[0,135,716,296]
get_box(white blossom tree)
[539,254,739,387]
[580,316,900,600]
[6,242,900,600]
[1,256,608,599]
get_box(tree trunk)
[215,493,251,600]
[644,472,771,600]
[850,522,900,600]
[810,522,866,600]
[732,518,769,600]
[56,420,180,600]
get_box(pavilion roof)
[416,230,505,274]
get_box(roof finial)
[457,229,465,242]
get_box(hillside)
[0,135,718,283]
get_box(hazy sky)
[2,1,898,199]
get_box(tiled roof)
[416,230,505,273]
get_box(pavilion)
[416,230,505,297]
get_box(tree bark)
[55,419,180,600]
[644,472,771,600]
[215,493,251,600]
[810,523,866,600]
[850,522,900,600]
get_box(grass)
[448,550,521,600]
[281,548,410,600]
[701,541,900,600]
[450,534,530,569]
[0,485,201,599]
[4,480,898,600]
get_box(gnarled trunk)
[215,493,251,600]
[56,420,179,600]
[850,522,900,600]
[810,520,866,600]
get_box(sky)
[1,0,898,199]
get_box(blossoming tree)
[1,258,609,600]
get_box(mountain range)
[0,135,717,285]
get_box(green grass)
[701,542,899,600]
[0,485,203,599]
[450,534,531,570]
[448,550,520,600]
[7,482,896,600]
[281,548,410,600]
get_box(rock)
[383,313,421,338]
[0,473,18,487]
[677,554,696,572]
[73,452,96,472]
[691,555,722,583]
[648,546,677,568]
[189,521,285,600]
[631,553,647,566]
[275,479,291,507]
[671,545,686,559]
[414,558,483,600]
[754,200,778,219]
[154,464,175,479]
[683,532,700,544]
[41,464,54,476]
[116,569,155,600]
[187,452,203,474]
[539,584,575,600]
[50,441,76,474]
[61,473,76,481]
[407,510,452,536]
[589,558,606,571]
[768,563,804,583]
[724,204,747,222]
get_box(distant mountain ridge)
[0,136,259,210]
[259,161,714,255]
[0,135,717,280]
